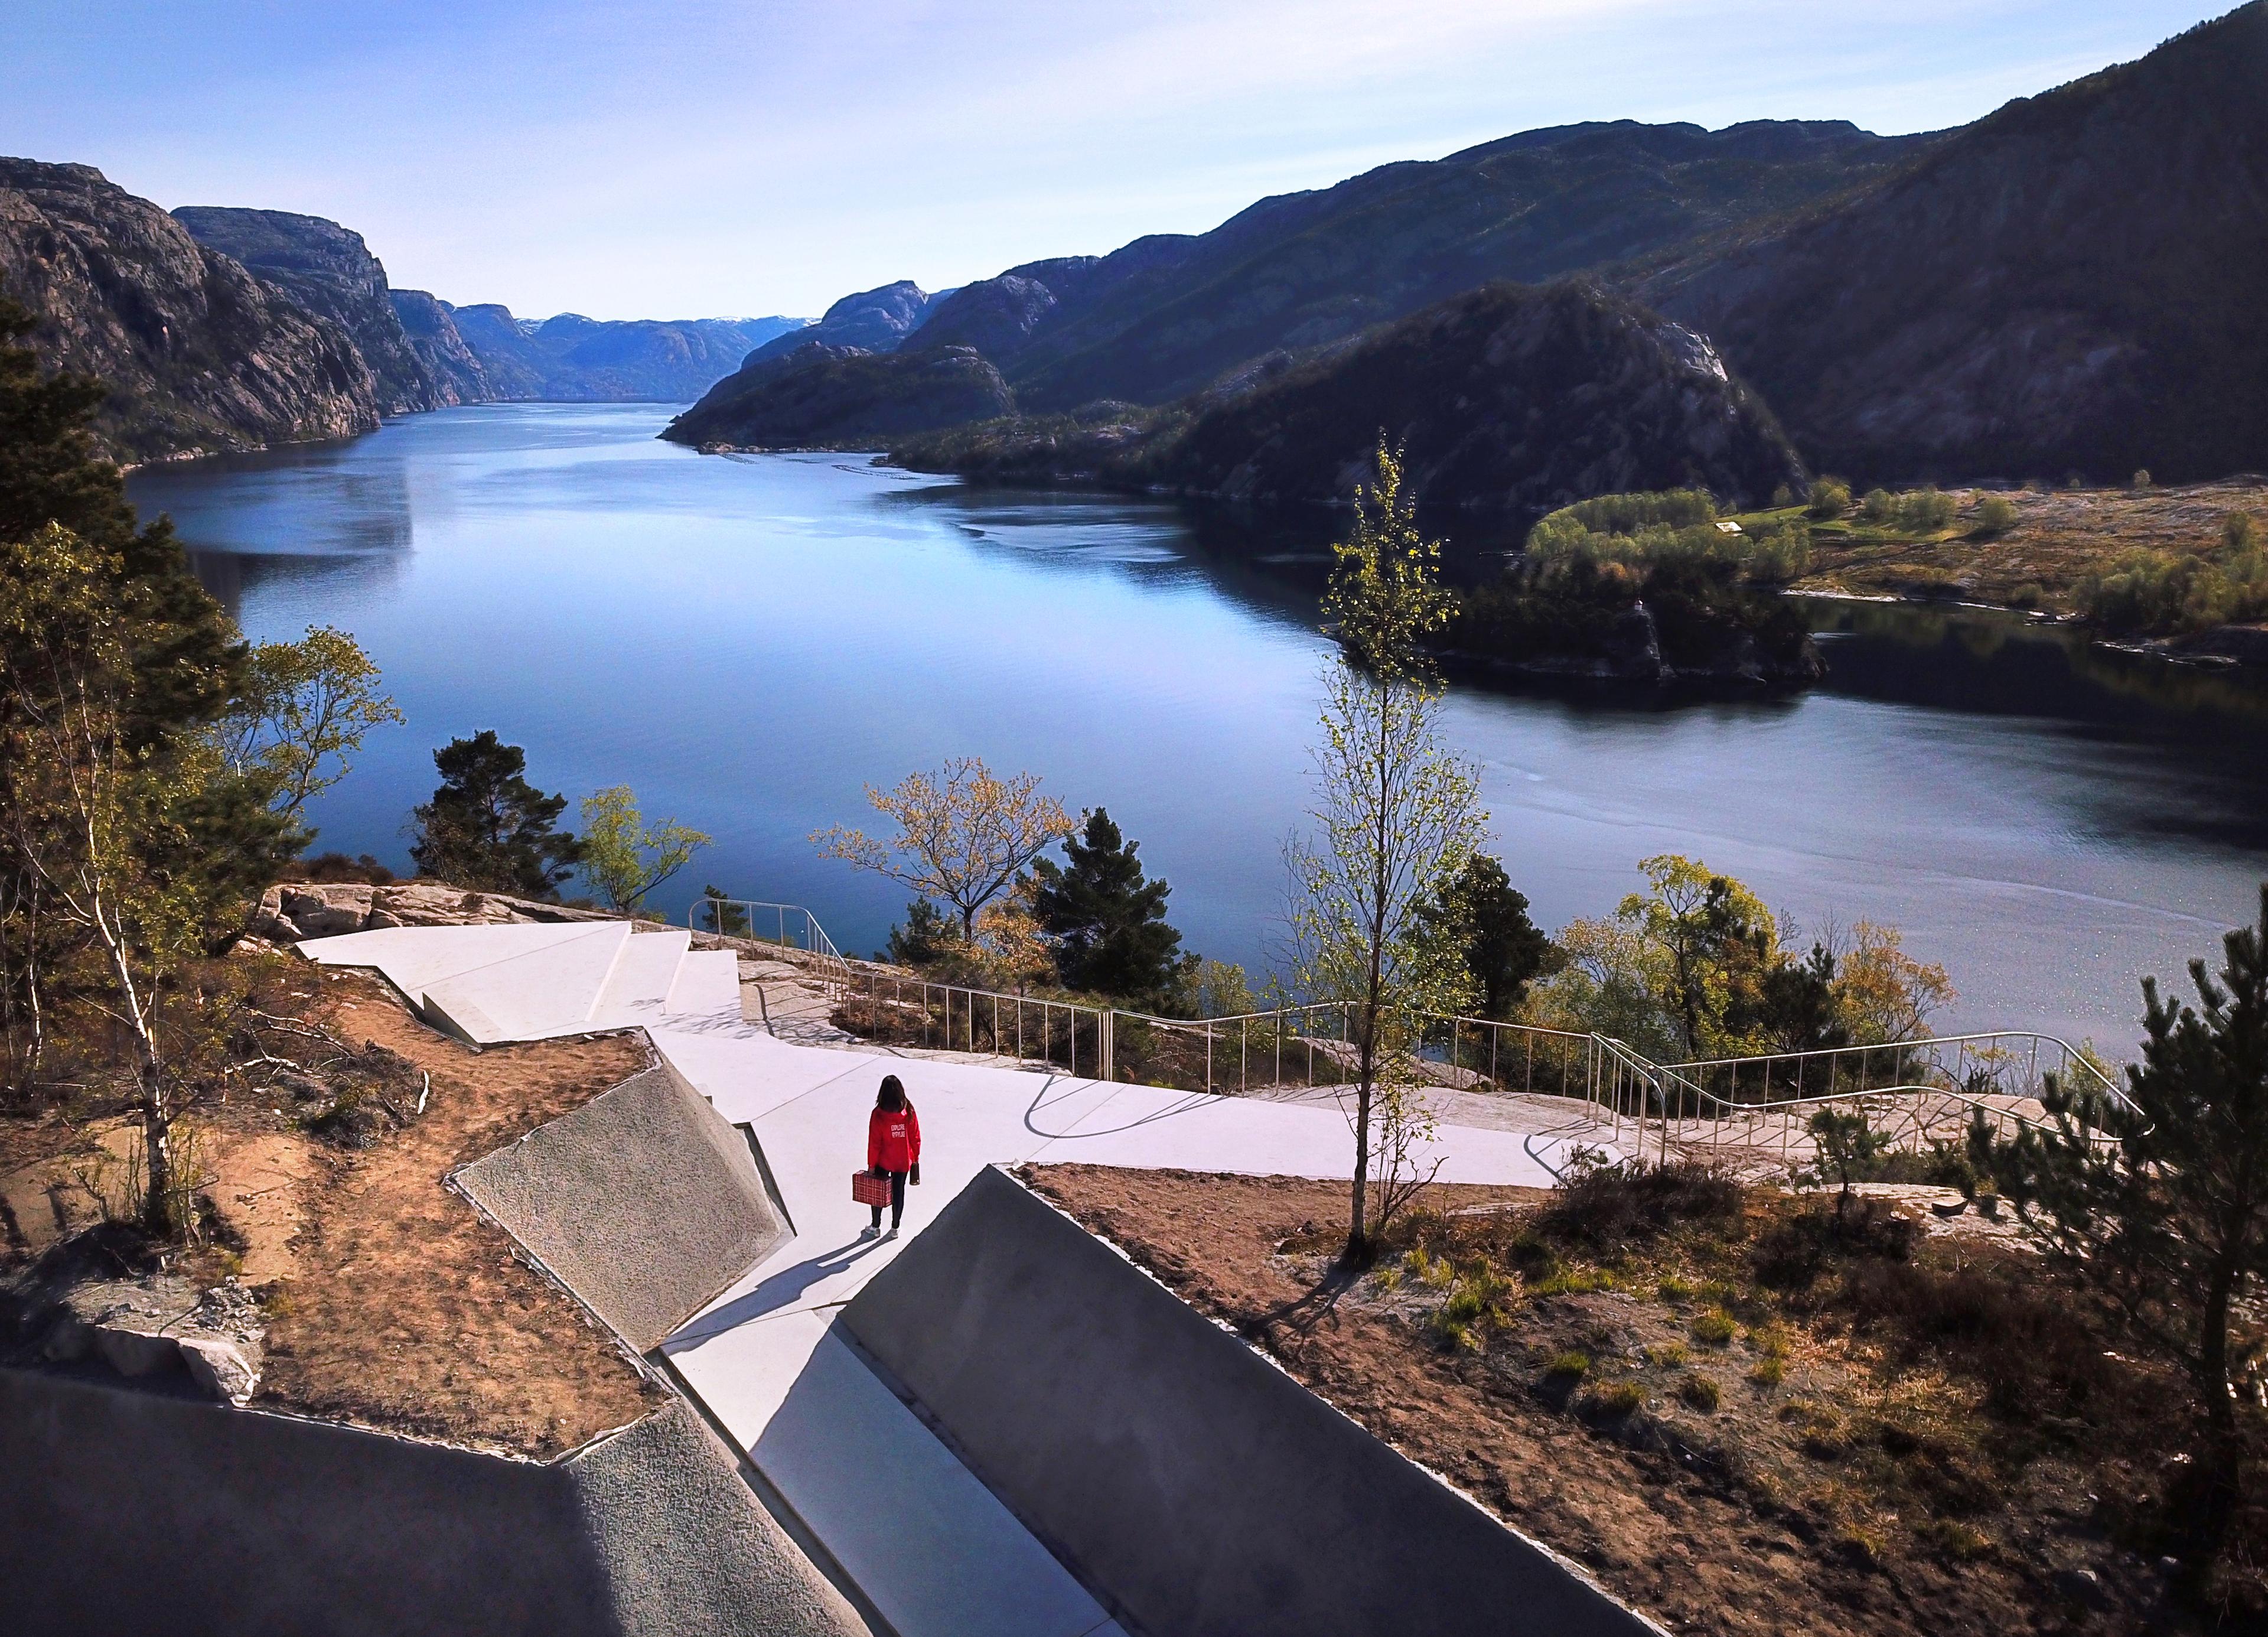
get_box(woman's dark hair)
[877,1075,907,1112]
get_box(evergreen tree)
[1031,809,1185,1003]
[1974,884,2268,1561]
[408,731,581,897]
[1419,855,1556,1019]
[885,899,958,966]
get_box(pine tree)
[1974,884,2268,1560]
[408,731,582,897]
[1419,855,1556,1020]
[1031,809,1185,1003]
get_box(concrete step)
[402,924,633,1042]
[593,927,692,1023]
[666,949,745,1023]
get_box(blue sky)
[4,1,2235,320]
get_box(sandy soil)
[248,970,661,1456]
[1027,1164,2191,1637]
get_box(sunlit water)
[130,403,2268,1052]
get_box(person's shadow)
[671,1234,889,1344]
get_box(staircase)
[302,921,745,1044]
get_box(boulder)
[93,1324,180,1378]
[178,1338,258,1405]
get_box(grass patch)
[1692,1310,1736,1347]
[1679,1375,1723,1414]
[1543,1350,1592,1379]
[1583,1379,1647,1418]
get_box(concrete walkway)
[303,923,1618,1637]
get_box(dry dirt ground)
[1026,1164,2234,1637]
[1781,481,2268,613]
[1,964,660,1457]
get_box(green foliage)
[1972,886,2268,1554]
[578,786,709,913]
[1807,476,1853,519]
[1859,486,1955,531]
[1296,441,1484,1258]
[1181,957,1256,1020]
[1679,1374,1723,1413]
[1462,490,1817,677]
[1806,1107,1892,1219]
[1417,854,1557,1020]
[1691,1310,1737,1346]
[697,886,751,938]
[219,624,402,845]
[2076,542,2268,634]
[1321,438,1455,684]
[407,731,583,899]
[1973,494,2019,538]
[0,297,307,1229]
[1557,487,1719,533]
[1583,1379,1646,1416]
[1031,808,1187,1005]
[2227,512,2259,554]
[885,898,960,966]
[1544,1349,1592,1378]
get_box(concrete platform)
[300,923,1620,1634]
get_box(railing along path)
[694,897,2133,1170]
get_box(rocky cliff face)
[1640,4,2268,484]
[894,282,1802,514]
[0,158,379,461]
[902,121,1925,414]
[662,341,1014,448]
[739,281,939,367]
[387,289,491,403]
[172,206,448,415]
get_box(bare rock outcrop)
[0,157,380,463]
[250,881,619,944]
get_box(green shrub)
[1771,484,1795,509]
[1859,487,1896,524]
[1583,1379,1647,1417]
[1644,1340,1689,1368]
[2007,580,2045,609]
[2227,512,2260,554]
[1896,487,1956,531]
[1746,521,1811,582]
[1692,1310,1737,1346]
[1657,1274,1697,1302]
[1807,477,1852,519]
[1679,1374,1723,1413]
[1544,1350,1592,1379]
[1973,494,2019,538]
[1556,488,1719,534]
[1748,1354,1787,1387]
[2132,468,2153,490]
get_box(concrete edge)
[647,1348,897,1637]
[871,1163,1670,1637]
[1002,1166,1667,1633]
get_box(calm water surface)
[130,403,2268,1050]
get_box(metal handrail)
[686,890,2132,1171]
[688,897,852,992]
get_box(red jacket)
[868,1103,920,1173]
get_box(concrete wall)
[0,1370,865,1637]
[843,1166,1660,1637]
[455,1063,788,1349]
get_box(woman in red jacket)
[862,1075,921,1240]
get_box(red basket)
[852,1170,893,1207]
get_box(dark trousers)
[869,1168,907,1228]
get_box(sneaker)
[858,1225,878,1241]
[881,1226,899,1241]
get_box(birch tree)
[813,757,1073,942]
[1288,442,1484,1261]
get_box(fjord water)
[132,403,2268,1049]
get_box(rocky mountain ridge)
[1638,2,2268,484]
[886,281,1803,514]
[171,206,453,416]
[0,158,380,462]
[3,163,810,461]
[664,341,1014,448]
